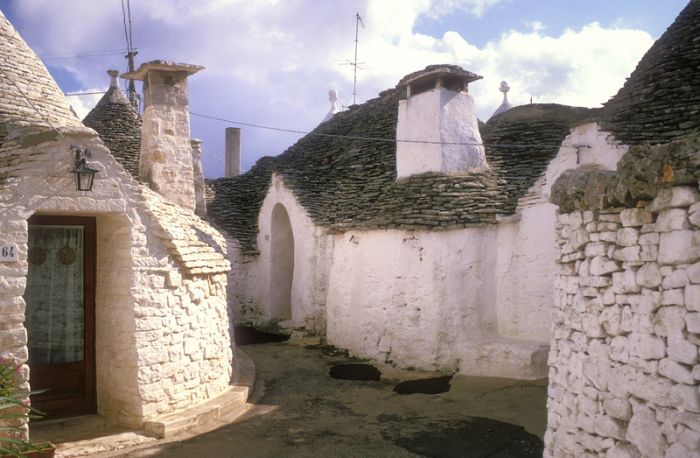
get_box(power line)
[201,146,225,164]
[66,91,108,97]
[40,51,126,62]
[189,111,583,150]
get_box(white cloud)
[5,0,654,176]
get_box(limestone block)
[649,187,700,212]
[627,405,666,457]
[677,424,700,451]
[617,228,640,246]
[638,233,659,246]
[594,414,625,440]
[636,263,662,288]
[599,212,620,223]
[610,336,630,363]
[665,443,700,458]
[603,397,632,421]
[693,365,700,381]
[600,306,623,336]
[613,246,641,263]
[600,231,618,242]
[690,204,700,227]
[654,306,687,337]
[663,269,690,289]
[620,306,635,334]
[629,333,666,360]
[570,211,583,228]
[606,444,641,458]
[659,231,700,265]
[685,285,700,312]
[662,289,685,306]
[656,209,690,232]
[0,328,27,348]
[580,276,612,288]
[687,262,700,284]
[639,291,661,314]
[686,313,700,334]
[613,270,640,294]
[598,222,621,232]
[571,227,591,250]
[670,384,700,412]
[659,358,695,384]
[591,256,621,276]
[585,242,608,258]
[667,337,698,365]
[621,208,653,227]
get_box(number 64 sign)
[0,242,19,262]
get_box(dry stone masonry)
[546,136,700,457]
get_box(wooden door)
[24,215,96,419]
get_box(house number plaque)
[0,242,19,262]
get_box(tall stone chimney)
[396,65,486,179]
[122,60,203,210]
[224,127,241,177]
[190,138,207,217]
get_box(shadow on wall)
[269,203,294,321]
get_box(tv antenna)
[338,13,365,105]
[121,0,139,109]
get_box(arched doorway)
[269,203,294,320]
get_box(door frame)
[26,214,97,418]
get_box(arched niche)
[269,203,294,320]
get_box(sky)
[1,0,691,178]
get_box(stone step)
[143,348,254,438]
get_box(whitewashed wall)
[228,174,332,330]
[496,122,629,341]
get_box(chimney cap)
[122,60,204,81]
[398,64,482,88]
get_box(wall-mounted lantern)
[71,145,100,191]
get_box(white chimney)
[191,138,207,217]
[225,127,241,177]
[395,65,486,179]
[122,60,203,210]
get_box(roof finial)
[323,89,339,122]
[490,80,514,119]
[107,69,120,89]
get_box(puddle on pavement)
[329,363,381,381]
[386,416,543,458]
[393,375,452,394]
[234,326,290,345]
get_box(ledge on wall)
[550,133,700,213]
[143,348,255,438]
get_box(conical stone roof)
[0,10,81,129]
[83,71,142,179]
[600,0,700,145]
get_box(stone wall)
[545,135,700,456]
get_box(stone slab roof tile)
[143,188,230,275]
[208,88,589,255]
[0,11,81,130]
[600,0,700,145]
[83,85,142,179]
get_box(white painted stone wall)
[396,88,485,178]
[228,174,331,330]
[545,186,700,457]
[496,122,629,341]
[0,126,232,431]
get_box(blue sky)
[1,0,691,177]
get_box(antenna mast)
[352,13,364,105]
[121,0,138,109]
